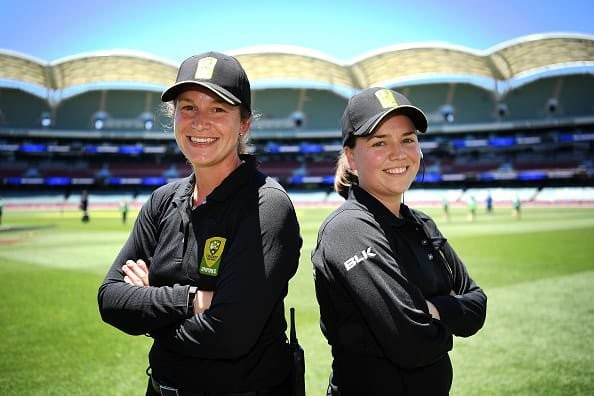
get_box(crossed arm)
[122,259,213,314]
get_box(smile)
[189,136,217,144]
[384,167,407,174]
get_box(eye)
[371,140,385,147]
[179,104,195,115]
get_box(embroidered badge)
[195,57,217,80]
[375,88,399,108]
[199,237,226,276]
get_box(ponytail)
[334,151,358,199]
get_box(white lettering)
[361,247,376,259]
[343,247,376,271]
[200,267,217,275]
[344,257,357,271]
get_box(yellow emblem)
[195,57,217,80]
[199,237,226,276]
[375,89,399,108]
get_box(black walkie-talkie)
[290,307,306,396]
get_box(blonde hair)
[334,150,358,199]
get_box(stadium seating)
[1,37,593,199]
[0,88,50,128]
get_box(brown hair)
[334,135,358,199]
[335,121,425,199]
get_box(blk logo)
[344,247,376,271]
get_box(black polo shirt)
[312,185,486,394]
[99,155,302,392]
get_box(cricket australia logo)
[200,237,227,277]
[195,57,217,80]
[344,247,376,271]
[209,239,221,255]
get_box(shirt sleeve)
[97,189,190,335]
[427,236,488,337]
[151,186,302,359]
[313,209,452,369]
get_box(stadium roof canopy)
[1,32,593,101]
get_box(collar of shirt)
[348,185,416,229]
[172,154,259,210]
[206,154,257,203]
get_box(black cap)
[341,87,428,146]
[161,51,251,112]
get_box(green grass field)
[1,205,593,395]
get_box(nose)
[191,112,205,130]
[390,143,406,159]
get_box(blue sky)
[1,0,593,64]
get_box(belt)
[151,376,259,396]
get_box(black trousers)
[329,353,453,396]
[146,373,293,396]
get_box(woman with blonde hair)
[99,51,302,395]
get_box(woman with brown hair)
[313,87,487,395]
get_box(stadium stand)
[0,88,49,128]
[1,33,593,206]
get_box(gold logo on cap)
[375,89,399,108]
[195,57,217,80]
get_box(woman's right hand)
[426,290,456,320]
[426,300,440,320]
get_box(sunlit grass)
[1,206,593,395]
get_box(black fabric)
[312,184,486,394]
[161,51,251,111]
[146,373,292,396]
[99,155,302,392]
[340,87,427,145]
[328,353,452,396]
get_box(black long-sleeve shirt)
[312,185,487,394]
[98,156,302,392]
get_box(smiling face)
[345,113,421,213]
[173,87,250,174]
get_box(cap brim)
[354,105,428,138]
[161,81,241,105]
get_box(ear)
[344,147,357,171]
[240,118,251,135]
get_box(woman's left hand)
[122,259,150,287]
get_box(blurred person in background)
[512,194,522,219]
[486,191,494,215]
[119,199,129,224]
[80,189,89,222]
[98,51,302,395]
[467,195,477,222]
[442,195,450,222]
[312,87,487,395]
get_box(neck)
[391,201,403,218]
[192,155,243,205]
[370,192,403,218]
